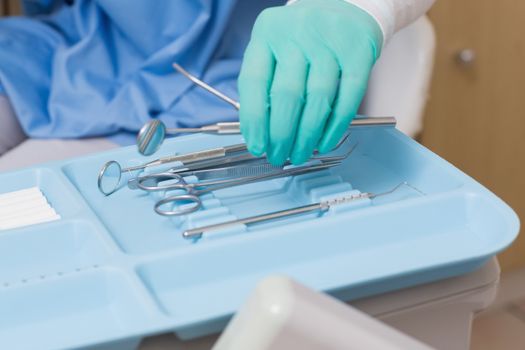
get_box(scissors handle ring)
[154,194,202,216]
[137,172,186,192]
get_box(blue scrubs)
[0,0,284,144]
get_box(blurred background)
[423,1,525,274]
[422,3,525,347]
[422,2,525,346]
[1,1,524,349]
[415,2,525,348]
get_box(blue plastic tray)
[0,126,519,349]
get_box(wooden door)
[422,0,525,270]
[2,0,20,15]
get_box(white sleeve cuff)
[286,0,435,44]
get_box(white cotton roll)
[0,187,60,231]
[0,187,42,201]
[0,197,49,216]
[0,209,60,231]
[0,190,45,207]
[0,205,55,222]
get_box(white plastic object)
[0,187,60,230]
[355,258,500,350]
[139,259,499,349]
[212,276,433,350]
[361,16,436,137]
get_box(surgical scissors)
[153,161,341,216]
[98,142,247,196]
[113,131,353,194]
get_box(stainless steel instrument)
[182,182,421,239]
[153,161,342,217]
[136,62,396,155]
[98,143,247,196]
[128,142,356,190]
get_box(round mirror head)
[98,160,122,196]
[137,120,166,156]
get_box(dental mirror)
[137,120,167,156]
[136,63,243,156]
[97,160,123,196]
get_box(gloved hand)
[238,0,383,165]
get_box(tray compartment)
[59,128,468,255]
[63,156,200,254]
[136,191,509,327]
[0,220,111,284]
[333,128,464,195]
[61,160,359,253]
[0,268,152,349]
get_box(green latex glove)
[238,0,383,165]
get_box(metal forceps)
[133,143,356,192]
[134,163,282,190]
[128,134,354,190]
[152,161,341,217]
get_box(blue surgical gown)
[0,0,284,144]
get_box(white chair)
[362,16,436,138]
